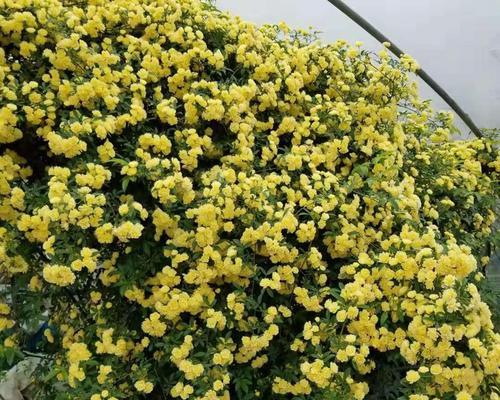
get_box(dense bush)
[0,0,499,399]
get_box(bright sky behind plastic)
[216,0,500,138]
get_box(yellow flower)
[430,364,443,375]
[406,370,420,384]
[42,265,76,287]
[296,221,316,243]
[170,382,194,399]
[97,141,115,162]
[205,309,226,330]
[156,99,178,125]
[142,313,167,337]
[97,365,112,384]
[358,252,374,266]
[67,342,91,364]
[113,221,143,242]
[135,379,154,393]
[95,223,114,243]
[44,328,54,343]
[456,392,472,400]
[213,349,234,366]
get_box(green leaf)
[380,312,388,326]
[122,178,130,192]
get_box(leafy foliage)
[0,1,499,400]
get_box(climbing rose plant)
[0,0,499,399]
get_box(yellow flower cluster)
[42,264,76,287]
[0,0,498,399]
[0,303,14,332]
[141,312,167,337]
[67,342,92,387]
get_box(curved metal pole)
[326,0,483,138]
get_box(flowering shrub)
[0,0,499,399]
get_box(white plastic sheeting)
[0,357,40,400]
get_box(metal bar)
[325,0,483,138]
